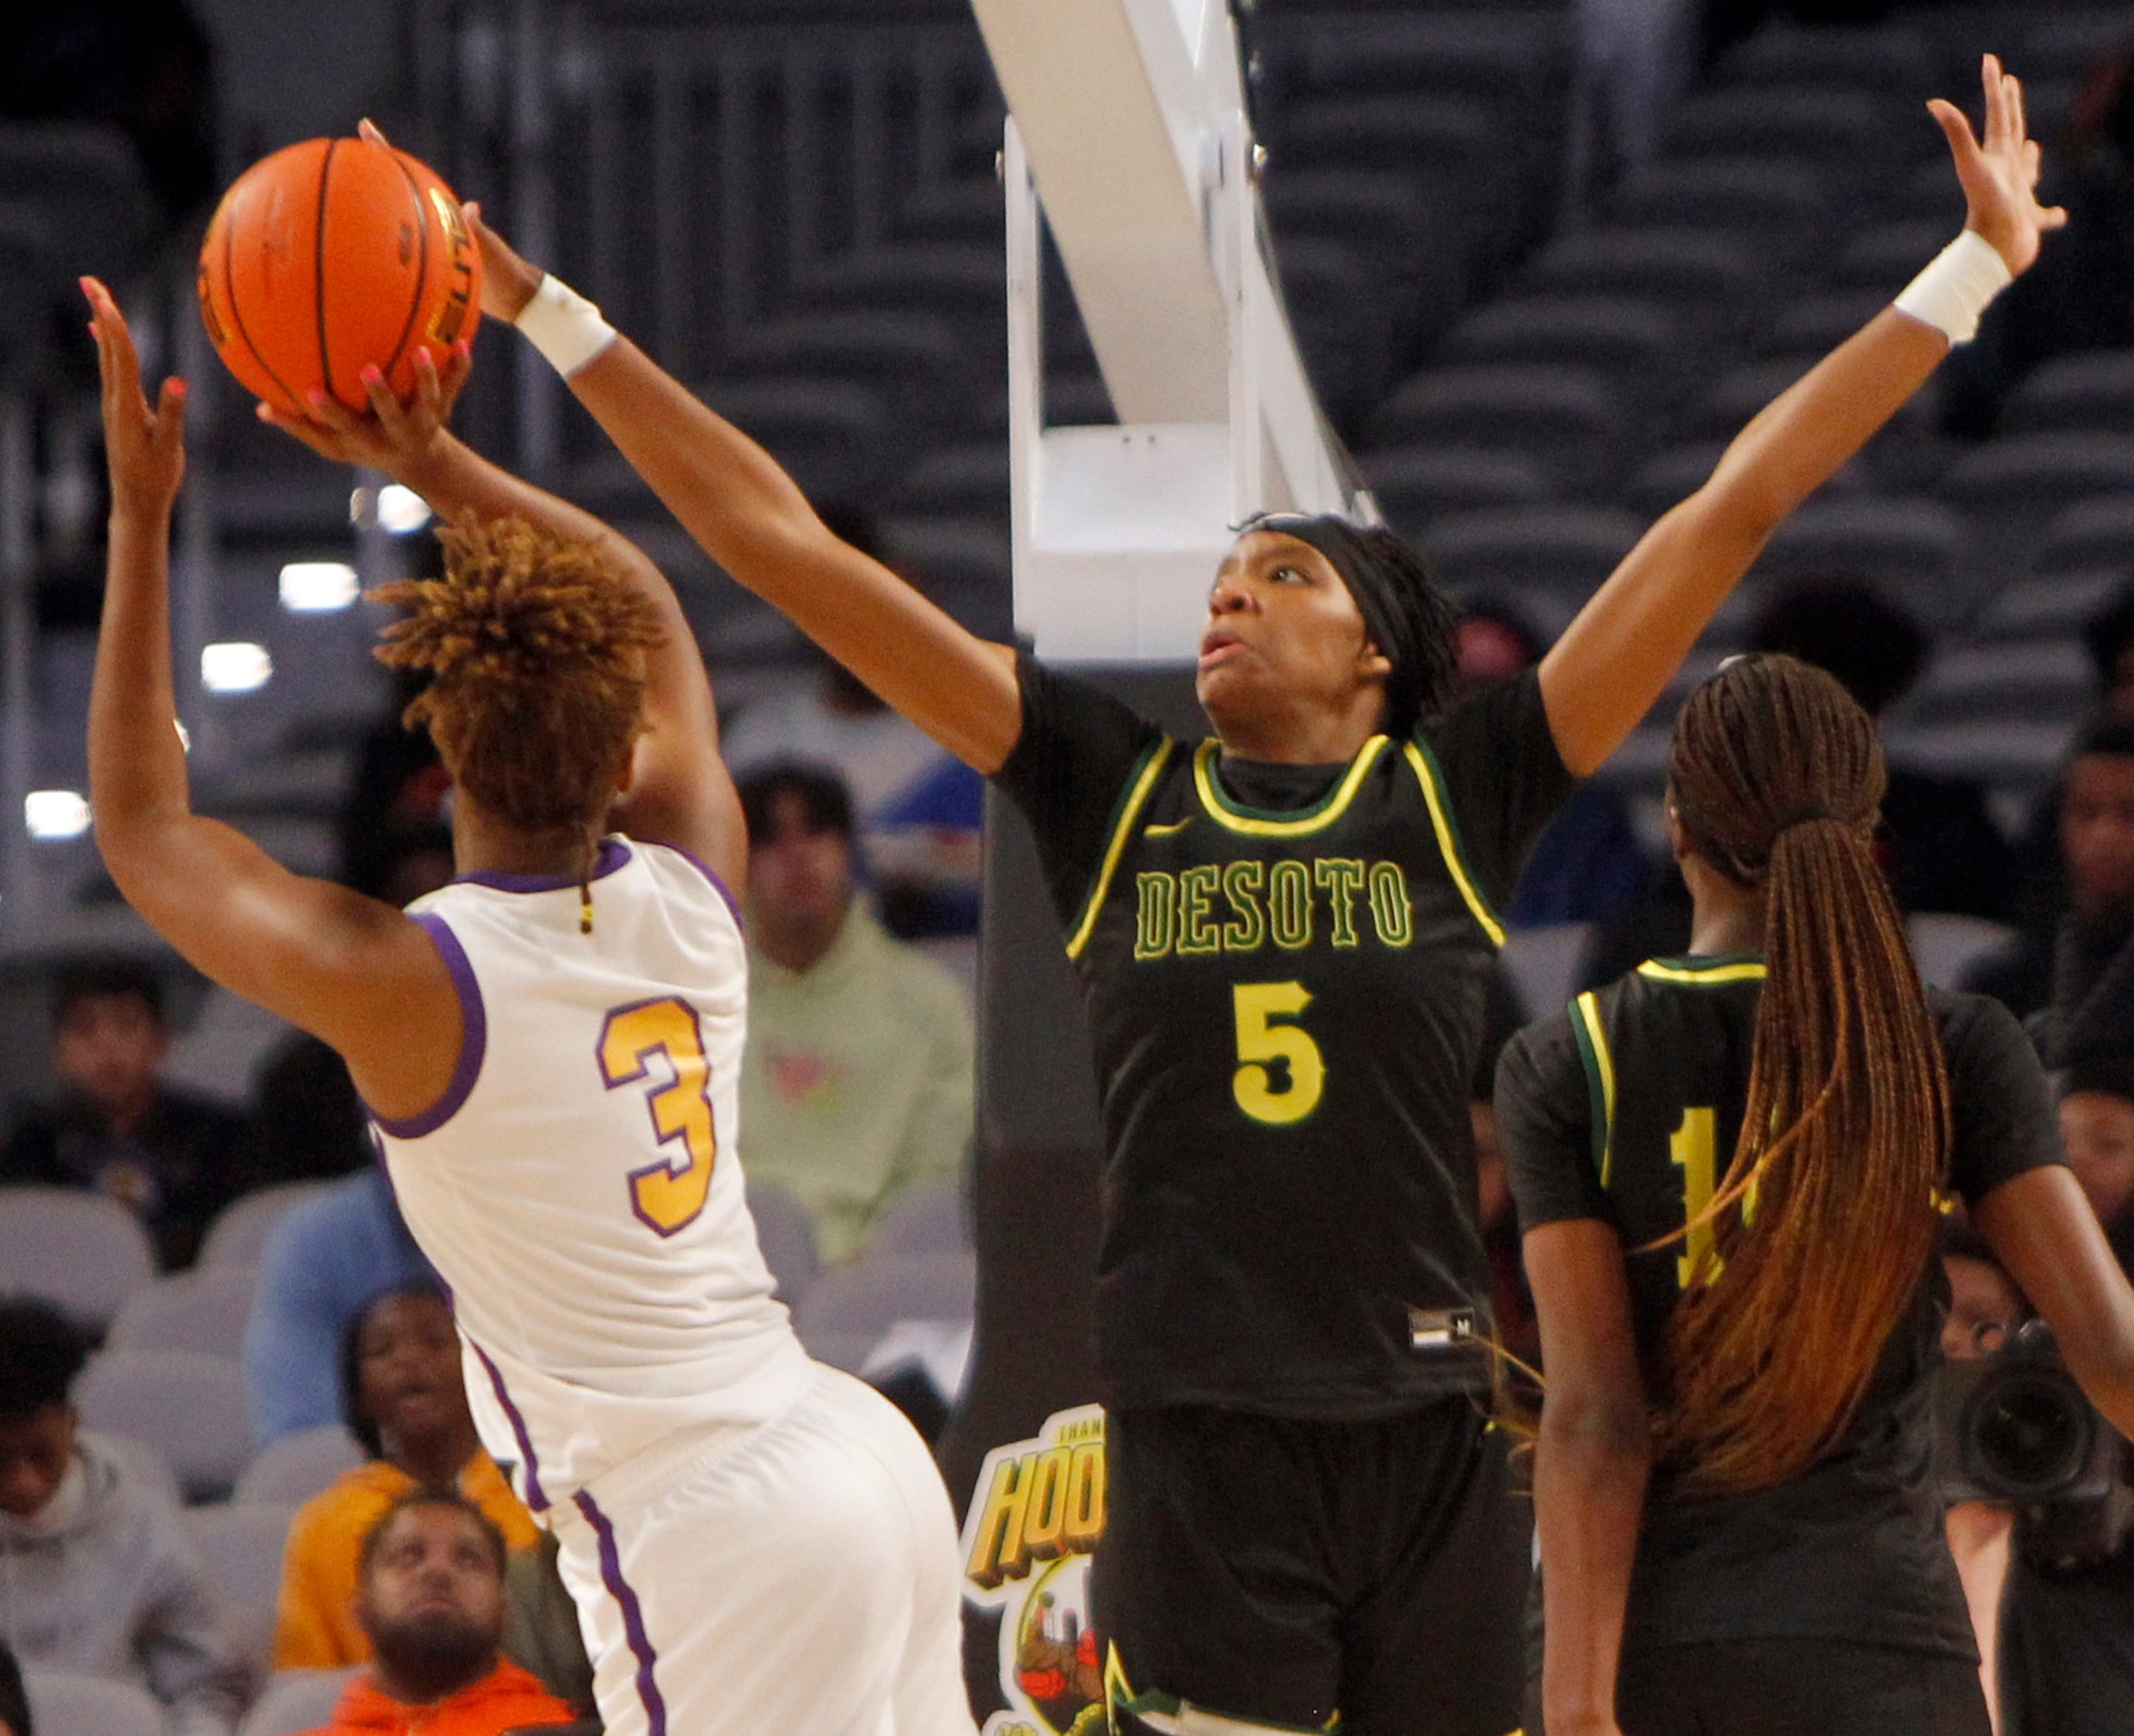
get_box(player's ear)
[1355,635,1392,682]
[1663,799,1691,863]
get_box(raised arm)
[82,280,459,1123]
[1975,1167,2134,1442]
[1539,55,2065,776]
[465,215,1024,776]
[1526,1218,1650,1736]
[259,349,744,886]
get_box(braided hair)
[1658,653,1950,1492]
[370,518,666,837]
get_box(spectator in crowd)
[2059,1056,2134,1261]
[243,1168,434,1448]
[299,1493,579,1736]
[720,511,985,938]
[0,1301,246,1735]
[1455,603,1650,929]
[1944,37,2134,438]
[2009,580,2134,936]
[735,765,975,1265]
[276,1281,540,1671]
[0,958,249,1270]
[1968,716,2134,1031]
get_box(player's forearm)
[1535,1400,1650,1731]
[89,503,193,857]
[1699,307,1947,541]
[1539,307,1946,774]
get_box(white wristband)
[1892,230,2013,346]
[513,274,618,376]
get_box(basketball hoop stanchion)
[944,3,1373,1727]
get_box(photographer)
[1993,1060,2134,1736]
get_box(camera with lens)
[1936,1320,2134,1571]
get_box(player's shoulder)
[630,836,744,919]
[1923,984,2036,1072]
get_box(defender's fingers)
[359,117,392,149]
[302,387,362,434]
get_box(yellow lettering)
[965,1453,1036,1588]
[1020,1447,1073,1559]
[1133,873,1174,960]
[1176,863,1221,956]
[1233,981,1326,1125]
[1268,860,1312,949]
[1221,860,1266,953]
[1314,859,1367,947]
[1064,1441,1106,1546]
[1367,861,1414,947]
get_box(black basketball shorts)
[1094,1398,1529,1736]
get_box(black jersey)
[993,655,1573,1416]
[1496,957,2063,1661]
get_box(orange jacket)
[302,1659,576,1735]
[275,1456,543,1669]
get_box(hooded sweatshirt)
[303,1658,577,1735]
[0,1434,248,1736]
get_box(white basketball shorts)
[548,1361,976,1736]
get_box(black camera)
[1936,1321,2134,1571]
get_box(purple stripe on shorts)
[467,1338,549,1513]
[659,841,745,934]
[573,1488,668,1736]
[457,836,633,894]
[365,914,486,1139]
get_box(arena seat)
[2035,494,2134,578]
[1366,364,1630,493]
[1938,434,2134,549]
[883,442,1009,520]
[2004,350,2134,437]
[1420,505,1646,618]
[1758,287,1896,355]
[108,1264,259,1361]
[1973,569,2128,643]
[1661,86,1884,165]
[198,1182,334,1271]
[76,1350,253,1502]
[1826,217,1963,292]
[1440,294,1692,400]
[1903,640,2092,725]
[1907,914,2019,992]
[867,1180,973,1259]
[791,1253,977,1370]
[0,1186,156,1327]
[1362,449,1556,534]
[1751,496,1966,594]
[21,1670,166,1736]
[233,1424,366,1508]
[1607,157,1830,243]
[1522,228,1765,327]
[744,1180,820,1305]
[184,1502,297,1674]
[1500,924,1595,1025]
[1713,20,1934,95]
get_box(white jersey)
[373,836,810,1510]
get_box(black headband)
[1243,513,1443,737]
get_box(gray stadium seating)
[76,1351,253,1502]
[22,1670,166,1736]
[0,1188,156,1327]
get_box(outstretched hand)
[1930,53,2067,277]
[256,343,472,482]
[353,118,539,324]
[84,277,186,521]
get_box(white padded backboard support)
[973,0,1371,662]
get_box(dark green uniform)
[994,655,1571,1732]
[1496,956,2063,1736]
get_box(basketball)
[196,135,482,416]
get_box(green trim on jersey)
[1571,990,1617,1188]
[1636,955,1770,986]
[1191,736,1390,836]
[1400,740,1506,948]
[1064,738,1174,961]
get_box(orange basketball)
[197,136,482,415]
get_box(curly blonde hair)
[371,517,667,834]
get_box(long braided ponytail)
[1657,653,1950,1492]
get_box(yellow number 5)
[599,997,717,1237]
[1233,982,1325,1126]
